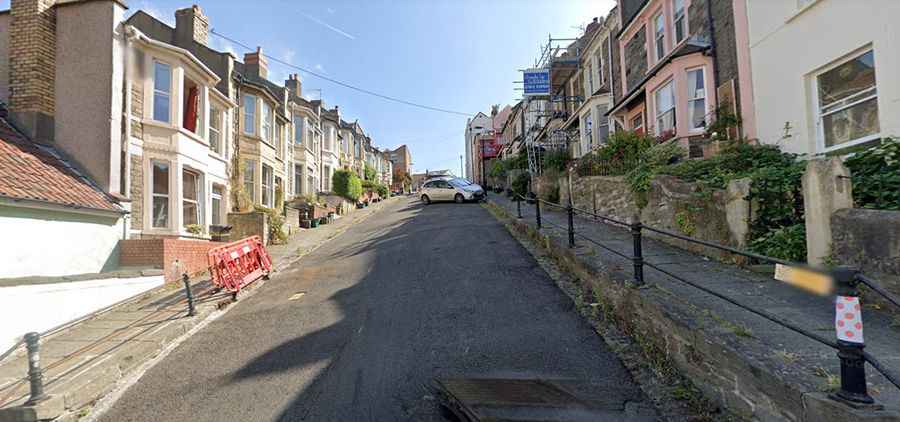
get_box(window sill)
[786,0,823,24]
[817,133,881,155]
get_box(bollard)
[182,273,197,317]
[516,196,522,219]
[24,332,48,405]
[567,205,575,248]
[535,196,542,229]
[831,267,875,405]
[631,221,644,285]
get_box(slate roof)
[0,109,122,213]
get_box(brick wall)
[129,154,143,229]
[120,238,223,282]
[9,0,56,115]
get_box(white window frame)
[812,48,881,153]
[596,106,610,144]
[275,121,284,159]
[686,67,708,132]
[151,160,170,229]
[244,159,256,202]
[654,80,676,135]
[654,12,666,62]
[152,61,172,123]
[293,115,303,145]
[182,169,202,228]
[261,164,274,208]
[211,184,224,226]
[261,102,273,143]
[294,164,303,196]
[672,0,686,46]
[209,105,222,155]
[243,94,257,135]
[632,114,644,132]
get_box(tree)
[364,164,377,181]
[332,169,362,201]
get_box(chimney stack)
[175,5,209,47]
[8,0,57,143]
[244,47,268,79]
[285,74,302,97]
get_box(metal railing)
[508,192,900,404]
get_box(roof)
[0,110,122,213]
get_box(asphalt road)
[97,197,647,421]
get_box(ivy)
[844,138,900,210]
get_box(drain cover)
[434,378,656,422]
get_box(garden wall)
[560,174,752,262]
[831,208,900,297]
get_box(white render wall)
[746,0,900,155]
[0,205,124,278]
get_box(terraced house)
[285,74,322,199]
[610,0,748,158]
[319,105,341,193]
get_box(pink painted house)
[609,0,754,157]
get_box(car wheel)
[421,194,430,205]
[454,193,465,204]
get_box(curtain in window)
[184,87,199,132]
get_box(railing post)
[24,332,48,405]
[182,272,197,317]
[832,266,875,405]
[567,205,575,248]
[516,196,522,219]
[631,219,644,286]
[534,196,542,229]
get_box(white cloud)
[300,13,356,40]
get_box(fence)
[510,192,900,405]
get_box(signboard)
[482,137,500,159]
[774,264,834,296]
[523,68,550,96]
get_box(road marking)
[289,292,306,301]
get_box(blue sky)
[2,0,616,173]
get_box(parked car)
[420,177,485,204]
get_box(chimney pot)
[244,47,269,79]
[175,4,210,47]
[285,73,302,97]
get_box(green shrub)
[364,164,377,181]
[185,224,204,236]
[332,169,362,201]
[574,131,656,176]
[375,183,389,198]
[254,205,287,244]
[844,138,900,210]
[625,142,686,208]
[490,160,507,178]
[512,172,529,197]
[542,149,571,173]
[749,223,806,263]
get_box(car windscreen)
[449,179,470,188]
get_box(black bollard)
[24,332,48,405]
[631,221,644,286]
[182,273,196,317]
[832,267,875,406]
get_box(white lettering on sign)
[230,251,239,259]
[835,296,864,344]
[243,246,251,253]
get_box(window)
[584,66,593,97]
[654,13,666,62]
[654,81,675,135]
[816,49,879,150]
[261,164,273,207]
[151,161,169,228]
[631,114,644,133]
[182,170,201,228]
[596,106,610,144]
[595,51,605,86]
[275,122,284,159]
[243,95,256,135]
[182,78,200,133]
[261,102,273,143]
[294,164,303,196]
[583,114,593,147]
[687,68,707,131]
[211,185,224,226]
[293,116,303,145]
[673,0,686,45]
[153,62,171,123]
[209,106,222,154]
[307,167,316,195]
[323,165,331,191]
[243,160,256,201]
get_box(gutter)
[0,195,128,218]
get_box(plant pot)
[309,219,319,228]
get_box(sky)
[1,0,616,174]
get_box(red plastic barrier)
[207,235,272,295]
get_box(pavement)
[93,197,653,421]
[489,193,900,413]
[0,197,396,422]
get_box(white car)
[420,178,485,204]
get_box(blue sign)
[523,69,550,96]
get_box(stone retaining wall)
[832,208,900,301]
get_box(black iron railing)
[508,193,900,404]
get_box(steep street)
[96,198,648,421]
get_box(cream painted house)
[320,106,342,192]
[285,74,322,199]
[744,0,899,155]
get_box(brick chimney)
[8,0,57,143]
[285,73,302,97]
[175,5,209,47]
[244,47,268,79]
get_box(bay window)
[294,164,303,196]
[261,164,274,208]
[654,80,675,135]
[182,170,201,227]
[583,114,593,147]
[243,95,256,135]
[596,106,610,144]
[209,106,222,154]
[243,159,256,201]
[261,102,273,143]
[276,122,284,159]
[151,161,169,228]
[211,185,224,226]
[687,68,707,131]
[654,13,666,62]
[152,62,171,123]
[293,115,303,146]
[815,49,880,151]
[673,0,686,45]
[631,114,644,133]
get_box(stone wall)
[228,211,268,246]
[623,26,647,93]
[560,175,751,261]
[832,208,900,293]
